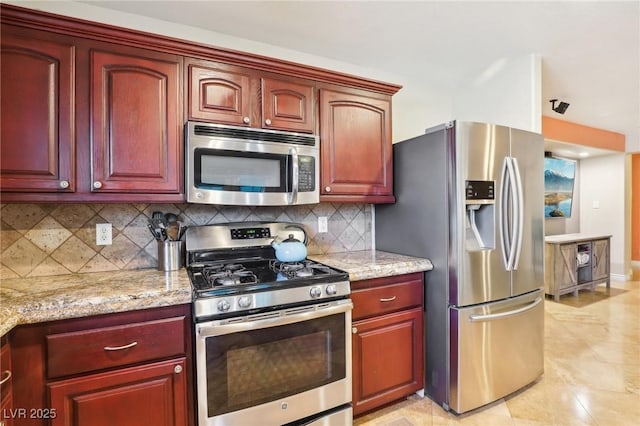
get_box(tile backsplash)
[0,203,371,279]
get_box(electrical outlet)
[96,223,112,245]
[318,216,328,233]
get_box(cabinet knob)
[59,180,70,189]
[243,116,250,124]
[325,186,331,192]
[93,181,102,189]
[352,327,358,334]
[265,119,272,126]
[174,364,183,374]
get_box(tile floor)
[354,279,640,425]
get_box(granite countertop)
[309,250,433,282]
[0,250,432,336]
[0,269,192,336]
[544,233,612,244]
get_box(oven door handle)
[197,301,353,338]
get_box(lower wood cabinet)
[9,304,192,426]
[350,273,424,416]
[48,358,187,426]
[1,336,13,426]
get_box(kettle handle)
[285,224,308,245]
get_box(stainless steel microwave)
[186,122,319,206]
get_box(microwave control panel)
[298,156,315,192]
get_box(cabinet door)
[592,239,610,281]
[49,358,187,426]
[556,244,577,289]
[0,29,75,193]
[0,339,12,426]
[90,49,182,194]
[187,60,253,126]
[319,88,393,202]
[262,77,315,133]
[352,308,423,415]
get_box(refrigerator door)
[449,289,544,414]
[509,128,544,297]
[453,122,511,307]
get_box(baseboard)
[611,273,630,282]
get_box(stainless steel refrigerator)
[375,121,544,414]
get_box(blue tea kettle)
[272,225,308,263]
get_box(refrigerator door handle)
[511,157,524,270]
[499,158,511,269]
[500,157,519,271]
[468,297,543,322]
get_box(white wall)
[451,54,542,133]
[579,154,628,278]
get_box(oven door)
[195,300,353,426]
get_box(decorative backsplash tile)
[0,203,371,279]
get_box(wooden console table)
[544,233,611,301]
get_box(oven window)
[195,148,289,192]
[205,313,346,417]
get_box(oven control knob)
[217,299,231,312]
[325,284,337,296]
[238,296,251,308]
[310,286,322,298]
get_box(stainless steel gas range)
[185,222,353,426]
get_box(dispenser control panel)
[465,180,495,202]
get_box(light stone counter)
[309,250,433,282]
[0,269,191,336]
[544,233,612,244]
[0,251,432,337]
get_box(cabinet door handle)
[379,296,397,302]
[59,180,70,189]
[0,370,11,385]
[103,341,138,351]
[325,186,331,192]
[93,181,103,189]
[174,364,183,374]
[243,116,250,124]
[265,119,272,126]
[351,327,358,334]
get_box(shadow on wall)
[0,203,371,278]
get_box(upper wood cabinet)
[0,24,184,203]
[319,88,394,203]
[0,30,75,193]
[90,48,182,195]
[186,59,315,133]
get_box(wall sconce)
[550,99,570,114]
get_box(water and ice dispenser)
[465,180,495,251]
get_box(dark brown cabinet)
[9,304,192,426]
[0,23,183,202]
[48,358,187,426]
[319,88,394,203]
[350,273,424,416]
[0,29,75,194]
[186,59,315,133]
[1,337,13,426]
[89,48,182,195]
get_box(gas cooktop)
[184,222,351,320]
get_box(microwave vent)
[193,124,317,147]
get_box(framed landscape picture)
[544,156,576,218]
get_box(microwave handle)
[288,147,299,205]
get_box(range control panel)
[465,180,495,202]
[230,227,271,240]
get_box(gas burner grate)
[269,260,331,278]
[201,264,258,286]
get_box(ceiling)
[74,1,639,156]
